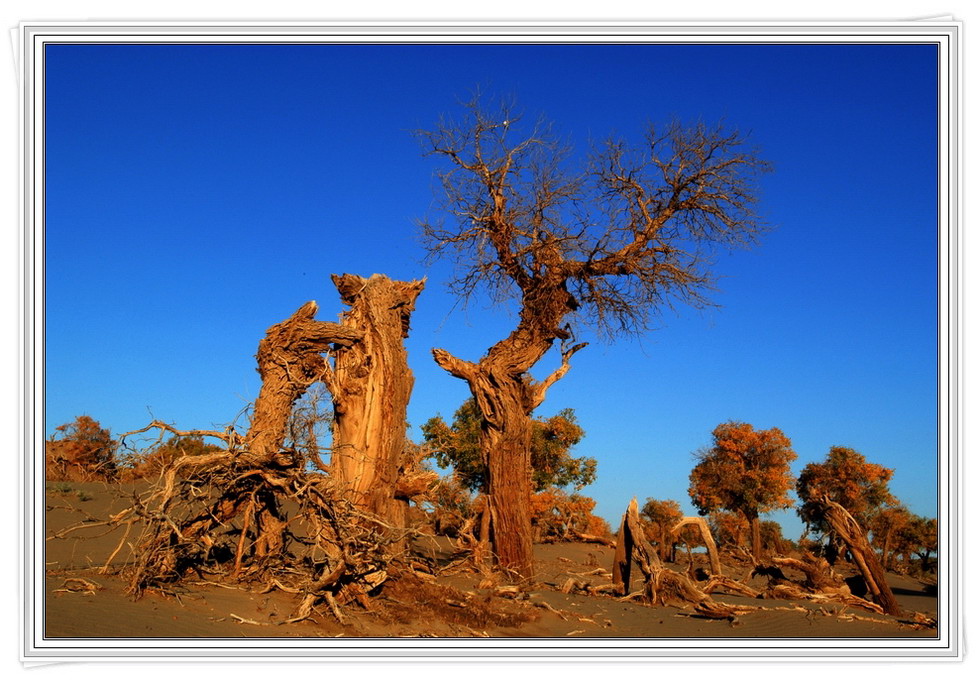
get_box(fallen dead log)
[769,555,846,592]
[702,575,762,599]
[569,530,616,547]
[764,584,884,615]
[751,553,887,615]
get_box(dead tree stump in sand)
[326,274,429,534]
[247,301,363,464]
[611,499,740,619]
[119,277,429,618]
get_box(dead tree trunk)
[463,369,536,580]
[247,301,363,463]
[671,517,722,576]
[239,302,363,558]
[612,498,659,596]
[327,274,425,531]
[821,498,903,616]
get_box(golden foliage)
[531,487,610,541]
[688,421,797,520]
[796,446,895,527]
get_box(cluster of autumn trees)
[638,421,937,576]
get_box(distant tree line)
[637,420,936,577]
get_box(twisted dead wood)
[819,498,903,616]
[611,499,740,619]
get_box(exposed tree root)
[106,435,410,624]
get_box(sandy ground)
[41,482,939,640]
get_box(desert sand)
[42,482,938,640]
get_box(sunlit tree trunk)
[479,382,535,578]
[328,274,425,531]
[432,303,584,581]
[821,499,902,616]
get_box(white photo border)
[19,20,962,662]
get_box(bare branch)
[529,340,588,410]
[418,98,771,342]
[119,420,240,448]
[431,347,479,383]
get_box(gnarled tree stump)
[611,499,740,618]
[327,274,427,532]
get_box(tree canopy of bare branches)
[417,95,772,340]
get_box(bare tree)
[416,95,771,580]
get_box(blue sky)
[43,43,939,536]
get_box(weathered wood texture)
[328,274,426,530]
[432,332,585,582]
[610,499,740,617]
[820,498,903,616]
[247,301,362,463]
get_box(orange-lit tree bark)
[247,301,363,464]
[417,95,771,580]
[612,499,740,618]
[239,301,364,557]
[326,274,427,530]
[688,422,796,561]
